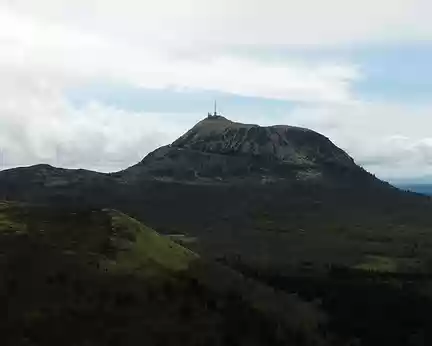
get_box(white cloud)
[0,5,361,103]
[4,0,432,45]
[0,73,194,172]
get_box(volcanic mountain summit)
[120,115,369,185]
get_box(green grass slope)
[105,210,198,276]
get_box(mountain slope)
[107,210,198,275]
[0,202,196,276]
[0,202,330,346]
[0,164,118,206]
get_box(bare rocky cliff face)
[120,116,365,185]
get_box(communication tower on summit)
[208,100,220,118]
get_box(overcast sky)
[0,0,432,182]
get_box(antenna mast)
[208,100,220,119]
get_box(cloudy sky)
[0,0,432,183]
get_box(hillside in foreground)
[0,202,331,346]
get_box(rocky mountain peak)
[172,116,354,167]
[121,115,365,184]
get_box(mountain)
[111,116,432,273]
[0,164,118,205]
[119,115,370,186]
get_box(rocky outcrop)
[173,116,354,166]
